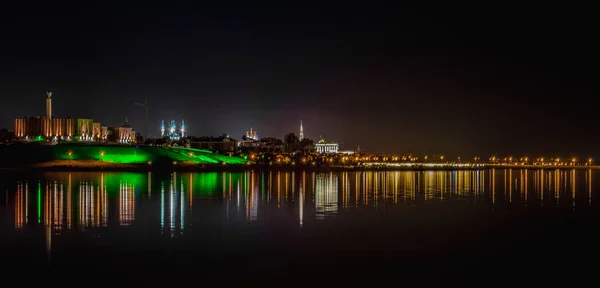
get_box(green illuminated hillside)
[0,144,247,167]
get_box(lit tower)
[299,120,304,141]
[170,120,176,136]
[180,120,185,138]
[161,120,165,137]
[46,90,52,119]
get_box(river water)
[1,169,598,283]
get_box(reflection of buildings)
[13,173,123,232]
[161,173,185,236]
[9,169,597,236]
[315,137,339,154]
[47,182,64,232]
[80,180,108,229]
[246,171,259,221]
[119,179,135,226]
[14,91,108,142]
[14,182,27,228]
[315,173,339,219]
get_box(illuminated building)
[160,119,184,140]
[14,91,107,142]
[245,127,259,140]
[181,120,185,138]
[299,120,304,141]
[109,118,136,144]
[170,120,179,140]
[46,90,52,119]
[315,137,339,154]
[238,127,259,148]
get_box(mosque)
[161,120,185,140]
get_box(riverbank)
[2,161,599,172]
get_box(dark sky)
[1,2,598,158]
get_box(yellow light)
[100,151,104,157]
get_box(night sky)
[1,2,597,158]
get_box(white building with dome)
[315,137,338,154]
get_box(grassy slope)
[0,144,247,166]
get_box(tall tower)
[299,120,304,141]
[161,120,165,137]
[46,90,52,119]
[170,120,176,136]
[180,120,185,138]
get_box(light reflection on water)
[4,169,598,233]
[2,169,599,261]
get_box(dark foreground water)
[1,169,598,284]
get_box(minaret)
[299,120,304,141]
[180,120,185,138]
[170,120,176,137]
[46,90,52,119]
[161,120,165,137]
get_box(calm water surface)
[1,169,598,282]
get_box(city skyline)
[1,3,597,158]
[1,2,598,280]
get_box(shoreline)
[1,163,599,172]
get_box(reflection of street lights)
[68,151,72,165]
[100,151,104,162]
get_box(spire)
[299,120,304,141]
[45,90,52,119]
[180,120,185,138]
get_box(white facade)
[315,138,338,154]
